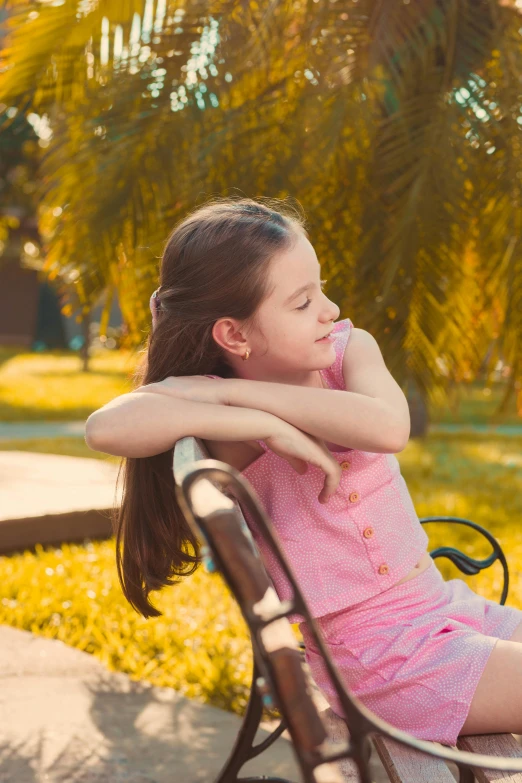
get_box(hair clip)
[149,288,161,330]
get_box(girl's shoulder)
[322,317,354,391]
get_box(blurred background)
[0,1,521,780]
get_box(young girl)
[85,196,522,747]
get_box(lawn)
[1,431,521,718]
[0,346,139,422]
[1,345,521,718]
[0,344,520,425]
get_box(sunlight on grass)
[0,345,520,425]
[399,434,522,603]
[0,432,521,718]
[0,438,121,463]
[429,381,520,426]
[0,348,141,422]
[0,540,256,715]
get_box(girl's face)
[215,231,341,386]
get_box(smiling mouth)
[316,331,333,341]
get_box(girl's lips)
[316,334,335,343]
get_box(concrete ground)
[0,451,121,520]
[0,450,390,782]
[0,624,297,783]
[0,451,119,553]
[0,421,87,440]
[0,625,393,783]
[2,439,520,782]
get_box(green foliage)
[1,1,522,409]
[0,433,520,717]
[0,102,40,264]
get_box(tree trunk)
[81,309,91,373]
[405,377,429,438]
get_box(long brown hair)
[113,196,308,617]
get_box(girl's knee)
[461,639,522,736]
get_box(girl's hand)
[134,376,229,406]
[264,420,343,504]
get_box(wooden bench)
[173,435,522,783]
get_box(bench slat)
[456,734,522,782]
[372,735,456,783]
[173,435,208,480]
[173,436,258,550]
[319,707,361,782]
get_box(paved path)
[1,420,522,441]
[0,625,299,782]
[0,424,519,782]
[0,451,120,554]
[0,451,121,520]
[0,625,393,783]
[0,421,87,440]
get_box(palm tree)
[1,0,521,433]
[0,4,40,275]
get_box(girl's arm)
[222,329,410,454]
[84,392,281,458]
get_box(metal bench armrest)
[420,516,510,605]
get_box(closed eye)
[296,279,327,311]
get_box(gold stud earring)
[242,348,250,361]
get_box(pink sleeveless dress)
[206,318,522,746]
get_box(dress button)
[378,563,389,575]
[340,461,351,470]
[363,527,374,538]
[349,491,359,503]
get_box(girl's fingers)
[320,460,341,503]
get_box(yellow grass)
[0,433,521,718]
[0,347,140,422]
[0,344,520,424]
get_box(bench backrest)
[172,435,259,553]
[172,435,522,783]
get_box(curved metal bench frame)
[173,443,522,783]
[211,518,512,783]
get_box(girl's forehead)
[271,237,320,282]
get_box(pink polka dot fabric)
[206,317,522,743]
[212,318,429,624]
[300,558,522,746]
